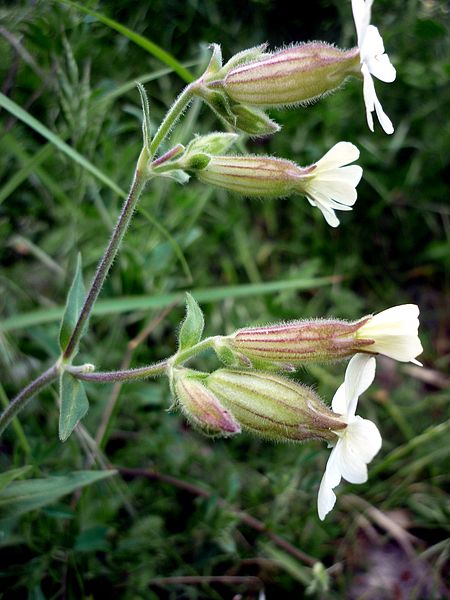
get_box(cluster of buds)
[150,1,396,228]
[173,367,346,443]
[153,1,413,521]
[170,300,423,520]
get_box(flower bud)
[222,43,360,107]
[205,369,346,443]
[173,370,241,437]
[214,319,371,371]
[195,86,280,136]
[214,304,423,370]
[196,155,300,198]
[191,142,362,227]
[354,304,423,365]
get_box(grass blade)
[0,275,337,333]
[57,0,194,83]
[0,92,126,199]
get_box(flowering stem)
[0,364,59,437]
[68,337,217,384]
[149,84,195,158]
[68,360,169,383]
[63,152,148,361]
[173,336,216,365]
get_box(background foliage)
[0,0,449,598]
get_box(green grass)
[0,0,448,598]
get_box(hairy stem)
[69,360,169,383]
[149,84,195,157]
[69,336,217,384]
[174,336,216,365]
[63,157,147,361]
[0,364,59,437]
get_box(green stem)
[63,153,148,361]
[69,360,169,383]
[68,337,217,384]
[173,336,216,365]
[149,84,196,157]
[0,364,59,437]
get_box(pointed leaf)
[59,372,89,441]
[178,292,204,351]
[0,471,116,519]
[137,82,152,152]
[59,253,86,353]
[205,43,223,75]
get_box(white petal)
[336,418,381,483]
[335,437,368,484]
[344,354,376,418]
[347,416,382,463]
[361,305,420,335]
[374,94,394,134]
[307,197,340,227]
[352,0,373,48]
[310,179,358,206]
[318,205,340,228]
[367,53,396,83]
[315,142,360,171]
[366,334,423,362]
[317,446,341,520]
[319,164,364,187]
[361,25,386,62]
[358,305,423,363]
[334,417,381,484]
[362,65,376,132]
[331,382,347,415]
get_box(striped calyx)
[214,318,373,371]
[205,369,346,443]
[196,155,308,198]
[173,369,241,437]
[223,43,361,107]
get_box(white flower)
[352,0,397,134]
[302,142,363,228]
[356,304,423,365]
[317,354,382,520]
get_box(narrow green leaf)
[0,467,32,494]
[57,0,194,83]
[178,293,205,351]
[59,372,89,442]
[59,253,85,352]
[0,92,126,199]
[0,276,337,333]
[0,471,115,519]
[136,82,151,151]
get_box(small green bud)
[173,369,241,437]
[185,132,239,156]
[205,369,345,443]
[195,86,280,136]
